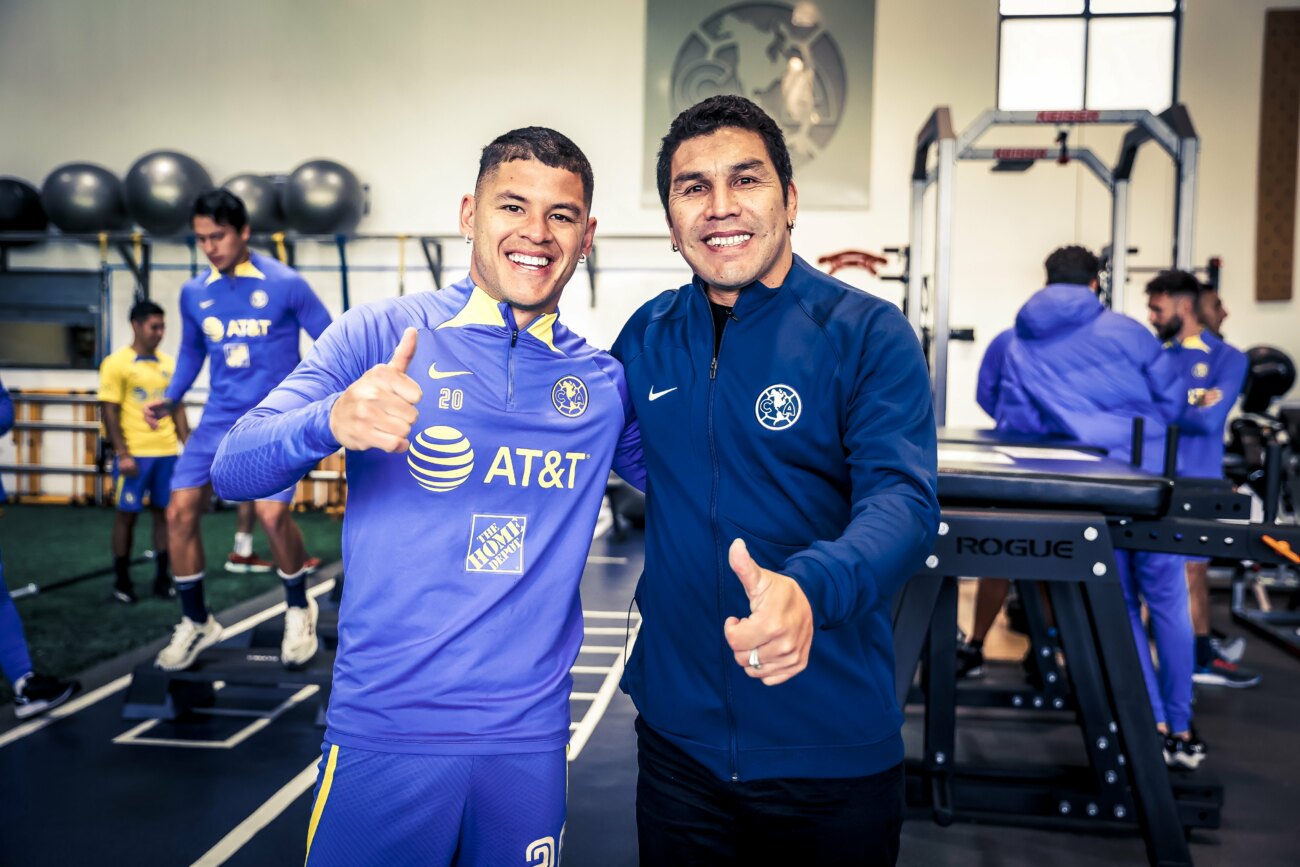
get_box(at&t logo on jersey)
[484,447,588,489]
[407,425,475,492]
[552,376,588,417]
[466,514,527,573]
[755,384,801,430]
[202,316,272,341]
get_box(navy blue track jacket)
[611,255,939,781]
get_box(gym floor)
[2,530,1297,866]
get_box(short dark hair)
[192,188,249,231]
[476,127,594,210]
[656,94,794,212]
[1145,269,1201,301]
[129,299,164,323]
[1044,245,1100,286]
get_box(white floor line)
[568,633,637,762]
[189,758,321,867]
[0,579,336,751]
[583,610,642,620]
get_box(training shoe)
[1209,634,1245,664]
[111,582,138,605]
[151,576,175,599]
[155,615,224,671]
[225,552,274,574]
[1163,731,1208,770]
[956,642,985,679]
[281,597,319,670]
[13,674,80,720]
[1194,655,1261,688]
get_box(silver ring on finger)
[749,648,763,670]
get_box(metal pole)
[1110,178,1130,311]
[1174,137,1198,270]
[907,178,926,341]
[932,136,956,426]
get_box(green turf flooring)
[0,503,342,702]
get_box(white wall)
[2,0,1297,488]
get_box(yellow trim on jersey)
[305,744,340,864]
[437,286,507,330]
[204,259,268,285]
[528,312,562,353]
[1182,333,1211,353]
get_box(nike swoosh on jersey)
[648,386,677,401]
[199,299,216,309]
[428,363,473,380]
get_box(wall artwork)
[644,0,876,210]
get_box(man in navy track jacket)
[612,95,939,865]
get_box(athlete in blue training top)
[145,189,333,673]
[0,378,80,718]
[1145,270,1257,688]
[212,128,643,867]
[986,245,1205,769]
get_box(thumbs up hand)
[329,326,424,453]
[722,538,814,686]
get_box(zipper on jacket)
[707,317,740,781]
[504,307,520,410]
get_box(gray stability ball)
[223,173,288,234]
[282,159,365,234]
[41,162,129,233]
[125,150,213,235]
[0,177,48,235]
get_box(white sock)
[13,672,32,695]
[234,532,254,557]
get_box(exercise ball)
[1242,345,1296,414]
[125,150,213,235]
[0,177,48,238]
[40,162,129,233]
[223,173,287,233]
[282,159,365,234]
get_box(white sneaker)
[155,615,224,671]
[281,597,319,670]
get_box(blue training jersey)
[166,252,332,424]
[1170,331,1247,478]
[211,277,644,755]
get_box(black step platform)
[123,647,335,721]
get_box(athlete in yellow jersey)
[98,300,188,602]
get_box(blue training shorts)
[172,419,294,503]
[305,742,566,867]
[114,455,176,513]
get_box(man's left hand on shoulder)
[723,539,814,686]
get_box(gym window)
[997,0,1181,112]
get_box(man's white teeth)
[706,234,751,248]
[508,253,550,268]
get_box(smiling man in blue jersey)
[1145,270,1258,689]
[211,127,643,866]
[613,95,939,865]
[144,189,333,672]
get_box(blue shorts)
[172,419,294,503]
[114,455,176,513]
[305,742,566,867]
